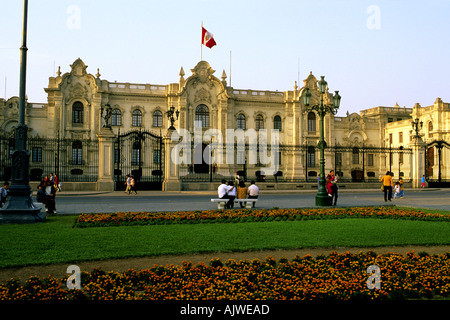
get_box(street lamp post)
[0,0,45,223]
[411,118,423,139]
[167,106,179,131]
[303,76,341,206]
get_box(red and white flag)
[202,26,217,49]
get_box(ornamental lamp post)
[303,76,341,206]
[167,106,179,131]
[411,118,423,139]
[0,0,45,223]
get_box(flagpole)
[201,21,203,61]
[230,50,232,86]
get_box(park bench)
[211,198,258,209]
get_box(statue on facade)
[101,103,112,128]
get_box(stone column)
[163,129,182,191]
[96,127,115,191]
[410,137,426,188]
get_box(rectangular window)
[114,148,119,164]
[368,154,374,167]
[72,148,82,165]
[153,149,161,164]
[307,151,315,167]
[399,132,403,143]
[335,153,342,166]
[32,147,42,162]
[132,149,141,166]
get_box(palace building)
[0,58,449,191]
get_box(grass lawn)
[1,214,449,269]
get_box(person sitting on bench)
[217,179,234,209]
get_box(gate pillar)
[410,136,426,188]
[163,130,181,191]
[96,127,115,191]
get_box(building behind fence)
[0,59,449,191]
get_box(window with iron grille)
[307,112,316,132]
[255,114,264,130]
[72,102,83,124]
[153,110,163,127]
[195,104,209,128]
[237,113,246,130]
[72,140,82,165]
[132,109,142,127]
[111,109,121,126]
[132,141,141,165]
[32,147,42,162]
[273,115,282,130]
[307,146,315,167]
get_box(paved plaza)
[45,188,450,215]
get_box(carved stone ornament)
[194,88,211,104]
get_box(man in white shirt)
[218,179,234,209]
[247,180,259,208]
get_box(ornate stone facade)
[0,58,449,190]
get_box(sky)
[1,0,450,117]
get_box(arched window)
[132,141,141,166]
[153,110,163,127]
[132,109,142,127]
[72,140,82,165]
[237,113,246,130]
[255,114,264,131]
[111,109,121,126]
[307,112,316,132]
[273,115,282,130]
[72,102,84,124]
[195,104,209,128]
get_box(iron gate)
[114,129,164,190]
[425,140,450,187]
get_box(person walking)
[0,182,9,207]
[247,180,259,208]
[237,180,248,208]
[44,179,57,215]
[327,170,339,206]
[124,175,132,194]
[421,175,426,188]
[130,176,137,195]
[36,181,46,209]
[380,171,393,202]
[398,177,404,198]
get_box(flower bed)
[73,207,450,228]
[1,251,449,300]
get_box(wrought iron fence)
[0,134,99,183]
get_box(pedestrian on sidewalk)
[44,179,57,215]
[0,182,9,207]
[421,175,426,188]
[380,171,393,202]
[329,170,339,206]
[398,177,404,198]
[130,176,137,195]
[124,175,132,194]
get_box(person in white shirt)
[227,181,236,209]
[247,180,259,208]
[217,179,235,209]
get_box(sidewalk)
[40,188,449,214]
